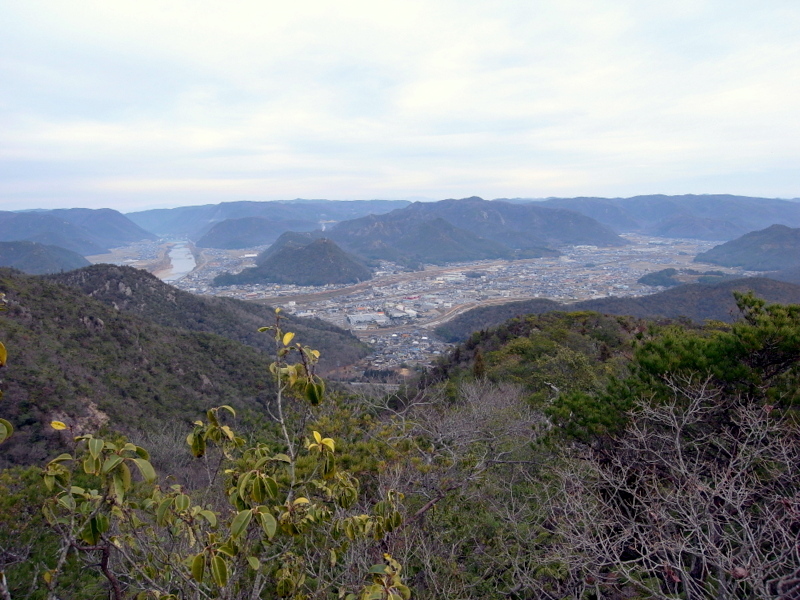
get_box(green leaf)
[216,542,237,558]
[81,516,106,545]
[252,476,265,503]
[211,554,229,588]
[263,476,279,499]
[247,556,260,571]
[187,432,206,458]
[174,494,191,512]
[83,455,101,475]
[220,405,236,417]
[0,418,12,444]
[132,458,156,483]
[272,453,291,463]
[96,513,109,534]
[101,455,124,474]
[156,497,173,526]
[305,381,324,406]
[259,512,277,539]
[88,438,103,459]
[194,434,207,458]
[119,462,132,491]
[134,446,150,460]
[230,509,253,539]
[112,474,125,503]
[368,564,388,574]
[0,341,7,366]
[199,509,217,527]
[57,493,76,511]
[366,586,384,600]
[191,553,205,582]
[237,471,253,502]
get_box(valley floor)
[92,235,746,374]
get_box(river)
[159,243,196,282]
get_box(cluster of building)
[359,331,450,373]
[151,235,738,374]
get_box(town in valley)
[89,235,746,377]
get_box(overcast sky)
[1,0,799,212]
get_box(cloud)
[1,0,799,210]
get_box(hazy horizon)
[6,193,800,216]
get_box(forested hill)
[323,197,621,265]
[0,241,90,274]
[195,216,318,249]
[0,268,281,468]
[47,264,369,372]
[0,209,156,256]
[428,310,653,397]
[694,224,800,270]
[214,238,373,286]
[326,214,516,265]
[435,277,800,341]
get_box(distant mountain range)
[127,200,411,240]
[198,197,620,270]
[318,197,621,266]
[325,214,516,265]
[0,209,156,256]
[196,216,319,249]
[694,224,800,271]
[0,241,90,274]
[435,277,800,342]
[214,237,372,286]
[399,197,626,249]
[538,194,800,240]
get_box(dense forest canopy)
[1,290,799,599]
